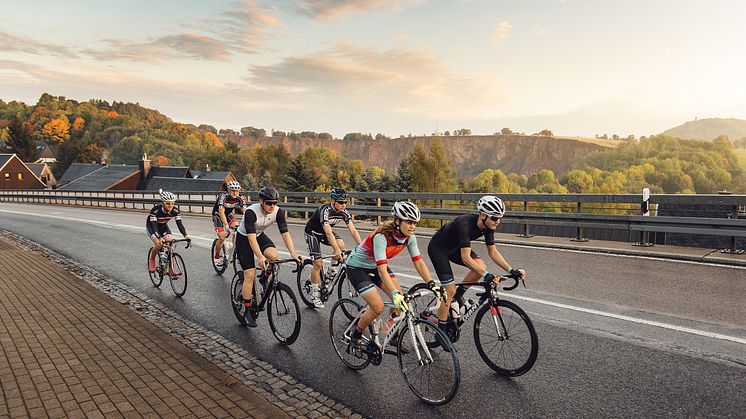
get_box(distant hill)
[662,118,746,141]
[223,134,617,177]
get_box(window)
[3,173,9,180]
[17,173,23,180]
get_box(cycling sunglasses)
[489,215,502,222]
[263,201,278,207]
[335,200,348,205]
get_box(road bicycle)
[296,250,357,308]
[230,259,302,345]
[329,294,461,405]
[147,239,191,297]
[211,225,238,275]
[407,272,538,377]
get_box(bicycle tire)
[406,282,440,322]
[296,261,317,308]
[397,318,460,406]
[473,299,538,377]
[211,239,227,275]
[230,272,248,326]
[147,247,163,287]
[169,253,188,297]
[267,282,302,345]
[329,298,370,370]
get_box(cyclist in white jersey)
[235,186,303,327]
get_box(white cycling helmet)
[477,195,505,218]
[227,181,241,191]
[392,201,421,222]
[159,189,176,203]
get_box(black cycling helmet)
[330,187,349,202]
[258,186,279,201]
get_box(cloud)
[0,31,78,58]
[493,21,513,45]
[83,1,281,63]
[292,0,424,20]
[242,42,501,117]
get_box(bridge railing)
[1,190,744,251]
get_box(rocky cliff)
[223,134,614,177]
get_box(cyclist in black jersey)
[303,187,362,308]
[236,186,303,327]
[147,190,191,273]
[212,181,246,267]
[427,195,525,336]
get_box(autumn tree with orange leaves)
[42,115,71,143]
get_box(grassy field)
[736,149,746,171]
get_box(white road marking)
[2,208,744,345]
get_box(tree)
[199,124,217,134]
[282,156,317,191]
[500,128,513,135]
[536,129,553,137]
[453,128,471,136]
[42,115,71,143]
[7,117,37,162]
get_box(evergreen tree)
[7,117,37,162]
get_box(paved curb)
[0,230,365,419]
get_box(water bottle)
[380,317,395,337]
[371,318,381,337]
[327,263,338,279]
[449,301,461,319]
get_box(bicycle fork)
[409,317,434,366]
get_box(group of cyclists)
[146,183,525,347]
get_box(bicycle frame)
[253,258,298,313]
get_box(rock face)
[223,134,613,176]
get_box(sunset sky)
[2,0,746,138]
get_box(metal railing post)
[634,187,653,247]
[721,204,745,254]
[518,200,533,238]
[304,196,308,219]
[376,197,381,226]
[571,201,589,242]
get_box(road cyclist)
[146,189,192,277]
[211,180,247,273]
[233,186,304,328]
[301,187,362,308]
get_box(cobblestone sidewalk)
[0,230,361,419]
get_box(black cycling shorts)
[235,232,276,270]
[146,223,171,239]
[347,266,396,296]
[212,214,237,232]
[304,231,341,260]
[427,243,480,285]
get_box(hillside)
[223,134,616,177]
[662,118,746,141]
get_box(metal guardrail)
[1,189,744,252]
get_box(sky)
[2,0,746,139]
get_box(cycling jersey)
[346,228,421,270]
[304,203,352,235]
[146,204,187,237]
[237,202,289,236]
[429,213,495,249]
[212,193,246,217]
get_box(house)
[0,153,46,189]
[35,143,57,164]
[56,155,232,192]
[25,162,57,189]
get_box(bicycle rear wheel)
[148,247,163,287]
[169,253,188,297]
[211,239,227,274]
[268,282,301,345]
[329,299,370,370]
[473,299,538,377]
[397,319,460,406]
[406,282,439,322]
[230,272,248,326]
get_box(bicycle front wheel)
[336,268,358,301]
[406,282,440,322]
[398,318,460,406]
[329,299,369,370]
[147,247,163,287]
[169,253,188,297]
[211,239,227,275]
[267,283,301,345]
[473,299,538,377]
[296,261,317,308]
[230,272,248,326]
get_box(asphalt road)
[1,203,744,418]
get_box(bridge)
[1,192,744,418]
